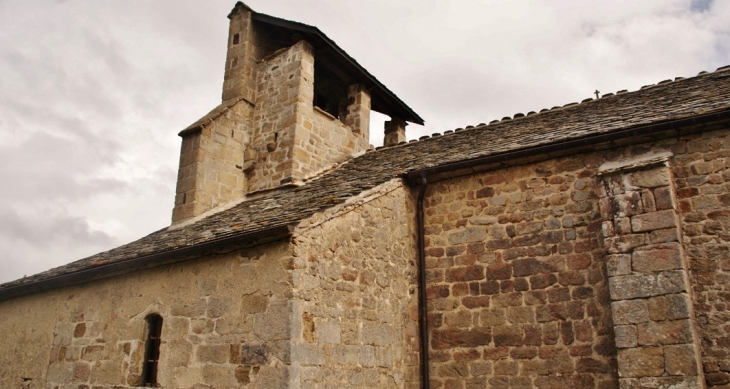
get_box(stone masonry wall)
[290,179,419,388]
[423,152,618,389]
[0,240,295,389]
[222,4,257,103]
[672,129,730,387]
[598,156,704,389]
[293,89,370,182]
[248,40,369,193]
[422,126,730,388]
[247,42,305,192]
[172,100,253,223]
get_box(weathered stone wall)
[294,90,370,182]
[247,40,370,193]
[672,129,730,387]
[423,152,618,388]
[422,126,730,388]
[290,179,419,388]
[0,240,294,389]
[246,42,306,192]
[172,100,253,223]
[598,156,704,389]
[222,4,257,103]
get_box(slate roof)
[2,66,730,299]
[237,2,425,125]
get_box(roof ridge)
[372,64,730,150]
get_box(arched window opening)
[141,314,163,387]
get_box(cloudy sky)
[0,0,728,284]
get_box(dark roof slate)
[2,66,730,295]
[235,2,425,125]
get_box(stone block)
[254,300,291,341]
[521,359,548,375]
[479,310,506,327]
[654,187,674,210]
[534,375,572,388]
[241,294,269,314]
[602,220,616,238]
[90,359,122,384]
[632,246,683,273]
[608,271,686,300]
[483,346,509,360]
[431,328,492,349]
[648,228,678,244]
[614,325,637,348]
[628,169,670,188]
[516,221,543,235]
[202,364,236,387]
[493,360,519,375]
[505,306,534,324]
[621,376,703,389]
[631,210,677,232]
[617,347,664,377]
[636,320,693,346]
[529,273,557,289]
[487,262,512,280]
[641,189,656,212]
[291,343,324,366]
[617,191,644,216]
[448,227,487,245]
[547,287,571,303]
[607,254,632,277]
[81,344,105,361]
[190,318,214,334]
[512,257,555,277]
[446,266,484,282]
[615,217,632,235]
[646,294,690,321]
[72,361,91,381]
[362,322,389,346]
[706,372,730,386]
[492,292,522,308]
[576,357,610,373]
[215,315,253,335]
[240,344,268,365]
[535,304,568,323]
[605,234,646,254]
[611,300,650,325]
[470,361,493,376]
[53,323,75,347]
[163,340,191,367]
[462,296,490,309]
[170,299,206,317]
[196,344,229,363]
[664,344,698,376]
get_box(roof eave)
[0,224,297,302]
[406,108,730,184]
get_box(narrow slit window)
[141,314,163,387]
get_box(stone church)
[2,2,730,388]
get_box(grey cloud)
[0,130,127,204]
[691,0,713,12]
[0,206,115,249]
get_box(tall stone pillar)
[343,84,370,140]
[598,152,705,388]
[384,118,406,147]
[222,3,257,102]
